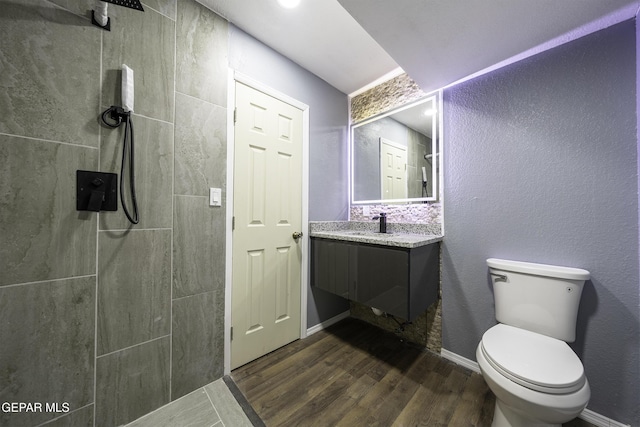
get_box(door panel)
[380,137,407,200]
[232,81,303,369]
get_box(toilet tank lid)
[487,258,590,280]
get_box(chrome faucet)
[372,212,387,233]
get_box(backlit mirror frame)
[350,90,443,205]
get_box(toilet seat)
[480,324,585,394]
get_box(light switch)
[209,188,222,207]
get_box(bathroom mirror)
[351,91,442,204]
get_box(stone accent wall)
[350,203,442,230]
[351,73,427,123]
[350,297,442,353]
[349,73,443,353]
[348,72,441,229]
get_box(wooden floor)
[232,318,491,426]
[232,318,594,427]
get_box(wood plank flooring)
[232,318,594,427]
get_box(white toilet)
[476,258,591,427]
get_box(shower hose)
[101,106,140,224]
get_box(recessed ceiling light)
[278,0,301,9]
[423,108,437,116]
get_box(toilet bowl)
[478,258,591,427]
[477,324,590,426]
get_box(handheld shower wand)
[100,64,140,225]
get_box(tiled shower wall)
[0,1,228,425]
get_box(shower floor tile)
[124,378,253,427]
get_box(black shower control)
[77,170,117,212]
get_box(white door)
[380,137,407,200]
[231,81,303,369]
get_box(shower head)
[92,0,143,31]
[100,0,144,12]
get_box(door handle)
[292,231,303,240]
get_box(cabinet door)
[408,242,440,319]
[311,239,350,299]
[354,245,409,319]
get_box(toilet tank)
[487,258,590,342]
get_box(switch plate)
[209,188,222,207]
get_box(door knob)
[292,231,303,240]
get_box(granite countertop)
[309,221,443,249]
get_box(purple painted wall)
[442,19,639,424]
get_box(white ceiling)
[338,0,639,94]
[196,0,400,94]
[197,0,639,96]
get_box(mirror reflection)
[351,92,441,204]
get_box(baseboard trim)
[306,310,350,336]
[439,348,630,427]
[440,348,481,373]
[579,408,630,427]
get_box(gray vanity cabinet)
[311,237,439,321]
[310,238,354,299]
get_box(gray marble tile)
[0,135,98,287]
[173,196,225,298]
[97,230,171,355]
[47,0,177,25]
[0,277,95,427]
[174,93,227,196]
[96,337,170,427]
[102,5,175,123]
[99,115,174,230]
[47,0,92,18]
[171,290,225,400]
[204,380,253,427]
[176,0,228,106]
[125,388,219,427]
[40,405,94,427]
[143,0,177,20]
[0,0,101,146]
